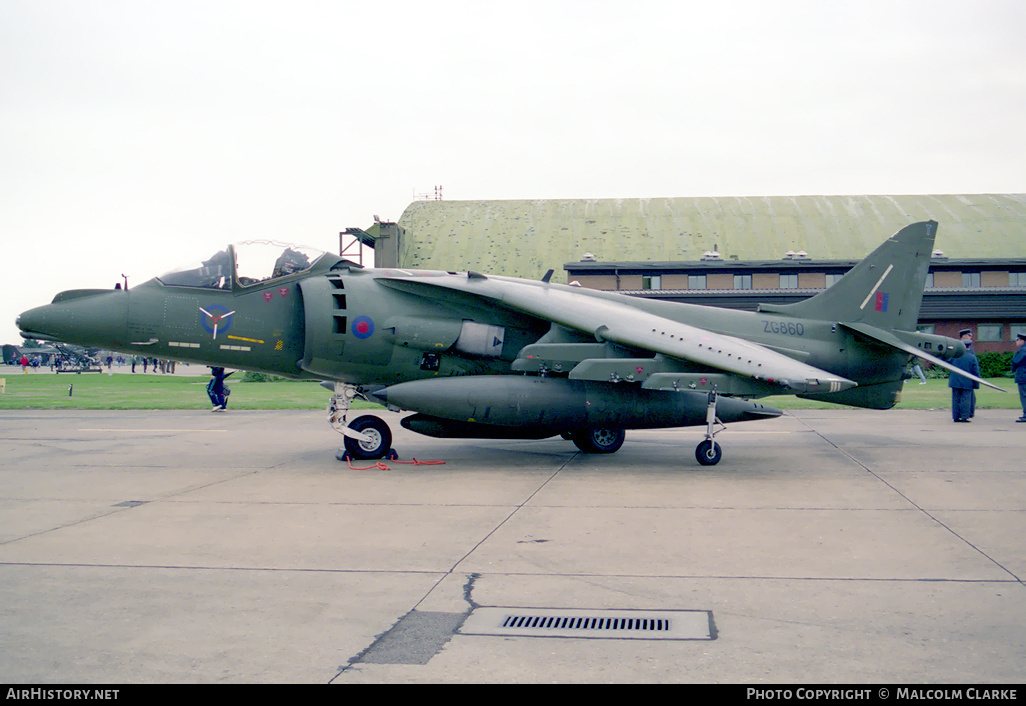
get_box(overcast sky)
[3,0,1025,344]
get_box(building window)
[1010,272,1026,287]
[687,275,707,290]
[642,275,661,290]
[779,274,798,289]
[924,272,934,288]
[825,273,844,288]
[962,272,981,288]
[977,324,1003,342]
[734,274,752,290]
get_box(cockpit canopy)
[157,241,327,289]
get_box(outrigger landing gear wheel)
[343,415,393,460]
[695,439,722,466]
[694,390,725,466]
[571,428,626,454]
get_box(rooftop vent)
[783,250,810,260]
[701,250,723,261]
[932,249,948,260]
[580,252,596,262]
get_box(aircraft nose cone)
[17,290,129,347]
[16,304,58,340]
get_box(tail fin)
[758,221,937,331]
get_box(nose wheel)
[328,383,396,461]
[343,414,393,460]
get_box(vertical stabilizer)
[758,221,937,331]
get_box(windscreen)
[157,249,233,289]
[157,242,326,289]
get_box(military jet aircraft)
[16,221,997,466]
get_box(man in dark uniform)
[948,329,980,423]
[962,329,978,418]
[207,367,234,412]
[1012,332,1026,423]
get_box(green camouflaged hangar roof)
[396,195,1026,280]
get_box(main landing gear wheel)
[343,415,393,460]
[695,439,722,466]
[571,428,626,454]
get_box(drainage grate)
[460,607,713,640]
[503,614,669,632]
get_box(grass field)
[0,371,336,410]
[0,369,1018,411]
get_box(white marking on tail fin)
[859,264,894,310]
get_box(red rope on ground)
[345,456,446,471]
[346,458,392,471]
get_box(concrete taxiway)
[0,408,1023,683]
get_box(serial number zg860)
[763,321,805,336]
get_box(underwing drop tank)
[374,375,782,438]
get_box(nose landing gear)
[327,382,395,460]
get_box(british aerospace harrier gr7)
[17,221,995,466]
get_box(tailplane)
[759,221,937,331]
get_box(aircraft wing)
[378,273,856,395]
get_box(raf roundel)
[352,316,375,339]
[198,304,234,339]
